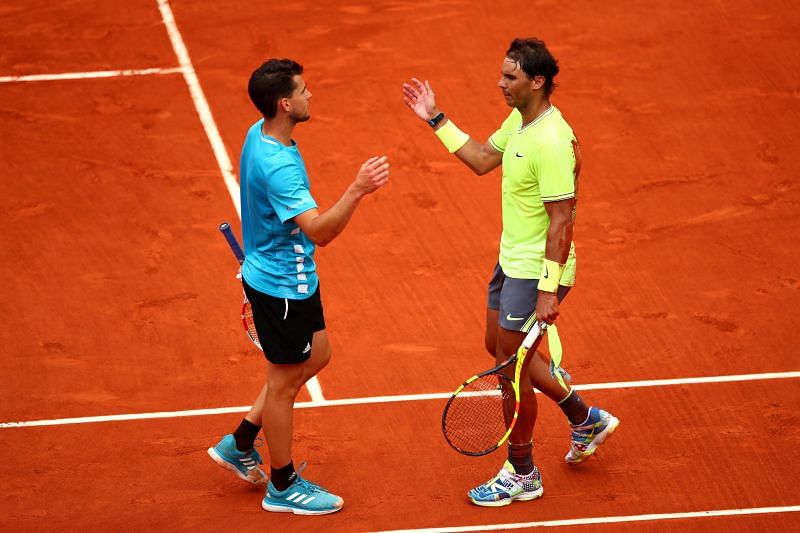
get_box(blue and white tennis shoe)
[262,466,343,515]
[207,434,267,485]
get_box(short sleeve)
[265,162,318,223]
[488,110,521,153]
[535,141,576,202]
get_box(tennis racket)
[441,321,547,456]
[219,222,261,350]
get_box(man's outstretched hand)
[402,78,440,122]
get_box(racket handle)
[219,222,245,265]
[521,321,547,349]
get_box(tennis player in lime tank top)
[403,38,618,507]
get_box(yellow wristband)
[434,119,470,153]
[537,258,565,293]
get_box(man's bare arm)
[542,198,574,264]
[535,198,575,323]
[294,156,389,247]
[434,119,503,175]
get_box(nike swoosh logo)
[506,314,526,321]
[515,152,524,158]
[543,264,549,279]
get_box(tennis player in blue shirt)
[208,58,389,515]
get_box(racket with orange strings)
[219,222,261,350]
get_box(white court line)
[2,370,797,428]
[156,0,240,215]
[372,505,800,532]
[155,0,325,401]
[0,66,185,83]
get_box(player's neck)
[261,116,296,147]
[518,96,551,127]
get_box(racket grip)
[521,321,547,349]
[219,222,245,265]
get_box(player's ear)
[531,75,545,91]
[280,97,291,112]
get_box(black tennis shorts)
[242,278,325,365]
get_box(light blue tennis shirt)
[240,119,318,299]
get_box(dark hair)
[248,59,303,119]
[506,38,559,96]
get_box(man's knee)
[267,368,306,399]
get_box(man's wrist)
[537,258,565,293]
[346,182,367,201]
[434,119,470,153]
[427,111,445,128]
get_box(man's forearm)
[433,117,499,175]
[545,219,573,264]
[453,138,497,175]
[306,186,364,246]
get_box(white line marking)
[569,371,800,391]
[154,0,325,402]
[155,0,239,217]
[0,406,252,428]
[1,370,797,428]
[372,505,800,532]
[0,67,185,84]
[305,376,325,402]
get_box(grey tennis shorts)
[487,262,571,332]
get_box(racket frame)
[219,222,262,350]
[441,321,547,456]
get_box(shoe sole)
[262,499,343,515]
[566,416,620,465]
[469,487,544,507]
[207,447,267,486]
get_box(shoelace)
[571,420,602,445]
[251,437,265,462]
[292,461,333,494]
[295,478,323,495]
[479,470,523,495]
[483,467,515,487]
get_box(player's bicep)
[454,138,502,175]
[470,140,502,173]
[483,141,503,168]
[292,208,320,236]
[542,198,574,225]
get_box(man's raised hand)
[402,78,439,122]
[353,155,390,196]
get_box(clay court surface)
[1,0,799,531]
